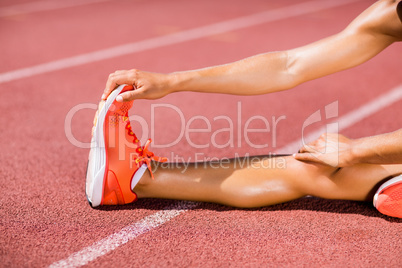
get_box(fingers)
[103,73,126,100]
[102,69,169,101]
[298,144,311,153]
[293,152,323,164]
[298,133,328,153]
[298,143,319,154]
[116,89,144,102]
[293,152,313,161]
[102,69,138,100]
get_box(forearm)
[104,0,401,101]
[168,28,394,96]
[167,0,399,96]
[169,51,295,95]
[351,129,402,165]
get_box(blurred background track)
[0,0,401,267]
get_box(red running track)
[0,0,401,267]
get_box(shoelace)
[123,113,167,179]
[136,139,168,179]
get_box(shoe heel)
[103,170,125,205]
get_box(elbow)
[283,50,304,88]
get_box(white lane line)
[277,85,402,153]
[48,84,402,267]
[48,201,199,268]
[0,0,363,84]
[0,0,111,18]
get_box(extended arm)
[353,129,402,164]
[103,0,402,101]
[294,129,402,167]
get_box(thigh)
[309,163,402,201]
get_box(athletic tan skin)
[102,0,402,207]
[133,133,402,207]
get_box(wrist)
[167,71,198,93]
[349,137,371,165]
[348,140,361,165]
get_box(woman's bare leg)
[133,155,402,208]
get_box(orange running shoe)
[373,175,402,218]
[86,84,167,207]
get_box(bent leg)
[307,163,402,202]
[133,155,402,208]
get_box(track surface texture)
[0,0,401,267]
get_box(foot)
[86,84,167,207]
[373,174,402,218]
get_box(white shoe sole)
[85,85,126,207]
[373,174,402,207]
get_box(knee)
[293,161,341,199]
[304,166,354,200]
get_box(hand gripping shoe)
[86,84,167,207]
[373,174,402,218]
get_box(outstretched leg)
[134,155,402,208]
[87,90,402,209]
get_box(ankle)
[136,169,153,187]
[132,167,155,198]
